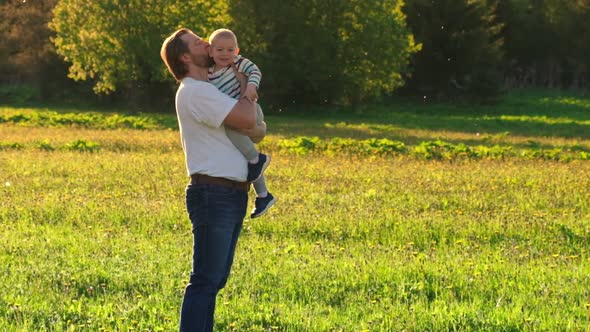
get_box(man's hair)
[208,28,238,47]
[160,28,191,82]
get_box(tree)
[50,0,229,107]
[403,0,504,102]
[0,0,70,101]
[228,0,420,106]
[0,0,56,83]
[50,0,418,108]
[498,0,590,90]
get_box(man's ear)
[180,53,191,65]
[235,47,240,55]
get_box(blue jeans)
[179,183,248,332]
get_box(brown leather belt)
[190,173,250,192]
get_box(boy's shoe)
[250,193,276,218]
[247,153,270,183]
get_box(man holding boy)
[160,28,266,331]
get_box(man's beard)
[192,53,214,68]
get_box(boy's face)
[209,37,239,68]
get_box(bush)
[63,140,101,153]
[0,85,41,104]
[0,142,24,150]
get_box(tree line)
[1,0,589,110]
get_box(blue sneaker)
[247,153,270,183]
[250,193,276,218]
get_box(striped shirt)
[208,55,262,99]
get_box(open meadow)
[1,90,590,331]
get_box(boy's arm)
[236,56,262,87]
[225,66,265,141]
[236,56,261,102]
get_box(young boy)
[208,28,275,218]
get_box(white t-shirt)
[175,77,247,182]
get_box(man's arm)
[233,121,266,143]
[223,97,257,130]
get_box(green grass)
[1,89,590,331]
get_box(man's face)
[209,37,239,68]
[181,32,214,68]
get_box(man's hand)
[233,121,267,143]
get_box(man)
[160,28,266,331]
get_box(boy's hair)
[160,28,191,82]
[208,28,238,47]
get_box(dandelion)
[5,182,10,187]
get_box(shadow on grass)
[267,89,590,140]
[3,89,589,145]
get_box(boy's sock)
[253,175,268,196]
[248,155,259,164]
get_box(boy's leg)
[250,175,276,219]
[252,175,268,197]
[255,104,264,125]
[249,104,275,218]
[225,129,258,161]
[225,128,270,183]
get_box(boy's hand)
[244,84,259,102]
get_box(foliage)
[498,0,590,90]
[36,139,56,151]
[2,0,590,109]
[0,108,170,130]
[228,0,420,106]
[49,0,230,98]
[49,0,418,107]
[0,142,23,150]
[63,139,101,152]
[272,136,589,161]
[402,0,505,102]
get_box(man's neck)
[185,66,208,82]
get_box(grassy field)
[1,90,590,331]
